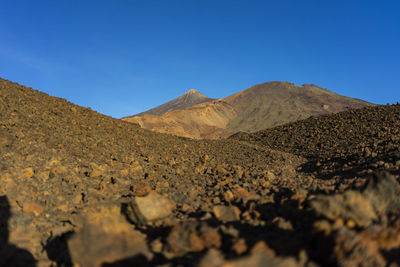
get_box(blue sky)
[1,0,399,118]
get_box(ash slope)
[124,82,373,139]
[0,78,399,267]
[124,89,214,118]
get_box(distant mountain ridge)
[124,89,214,118]
[123,81,374,139]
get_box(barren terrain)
[124,82,373,139]
[0,78,399,266]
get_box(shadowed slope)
[232,104,400,159]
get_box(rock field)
[0,78,399,266]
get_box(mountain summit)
[123,81,373,139]
[125,89,213,118]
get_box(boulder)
[126,191,175,226]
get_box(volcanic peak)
[185,89,201,95]
[125,88,214,118]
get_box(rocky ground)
[0,78,399,266]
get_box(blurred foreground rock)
[67,204,152,267]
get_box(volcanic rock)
[311,191,377,227]
[198,248,225,267]
[362,171,400,213]
[67,204,152,267]
[222,252,300,267]
[232,238,248,255]
[166,222,221,257]
[125,191,175,226]
[213,205,241,222]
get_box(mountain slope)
[124,89,214,118]
[0,78,399,266]
[124,100,237,139]
[123,81,373,139]
[0,78,303,264]
[224,81,372,133]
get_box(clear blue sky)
[1,0,399,118]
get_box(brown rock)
[250,241,276,257]
[199,224,222,249]
[0,137,7,146]
[181,203,191,212]
[223,190,234,202]
[69,224,151,267]
[222,252,300,267]
[232,185,260,202]
[19,168,34,179]
[333,227,387,267]
[362,171,400,213]
[88,163,108,178]
[68,204,152,267]
[7,218,43,260]
[166,222,221,257]
[150,238,163,253]
[311,191,377,227]
[166,224,204,257]
[198,248,225,267]
[22,202,45,216]
[126,191,175,226]
[131,182,152,196]
[232,238,247,255]
[215,178,233,189]
[213,205,240,222]
[265,171,276,180]
[272,217,294,231]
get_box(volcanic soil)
[0,78,399,266]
